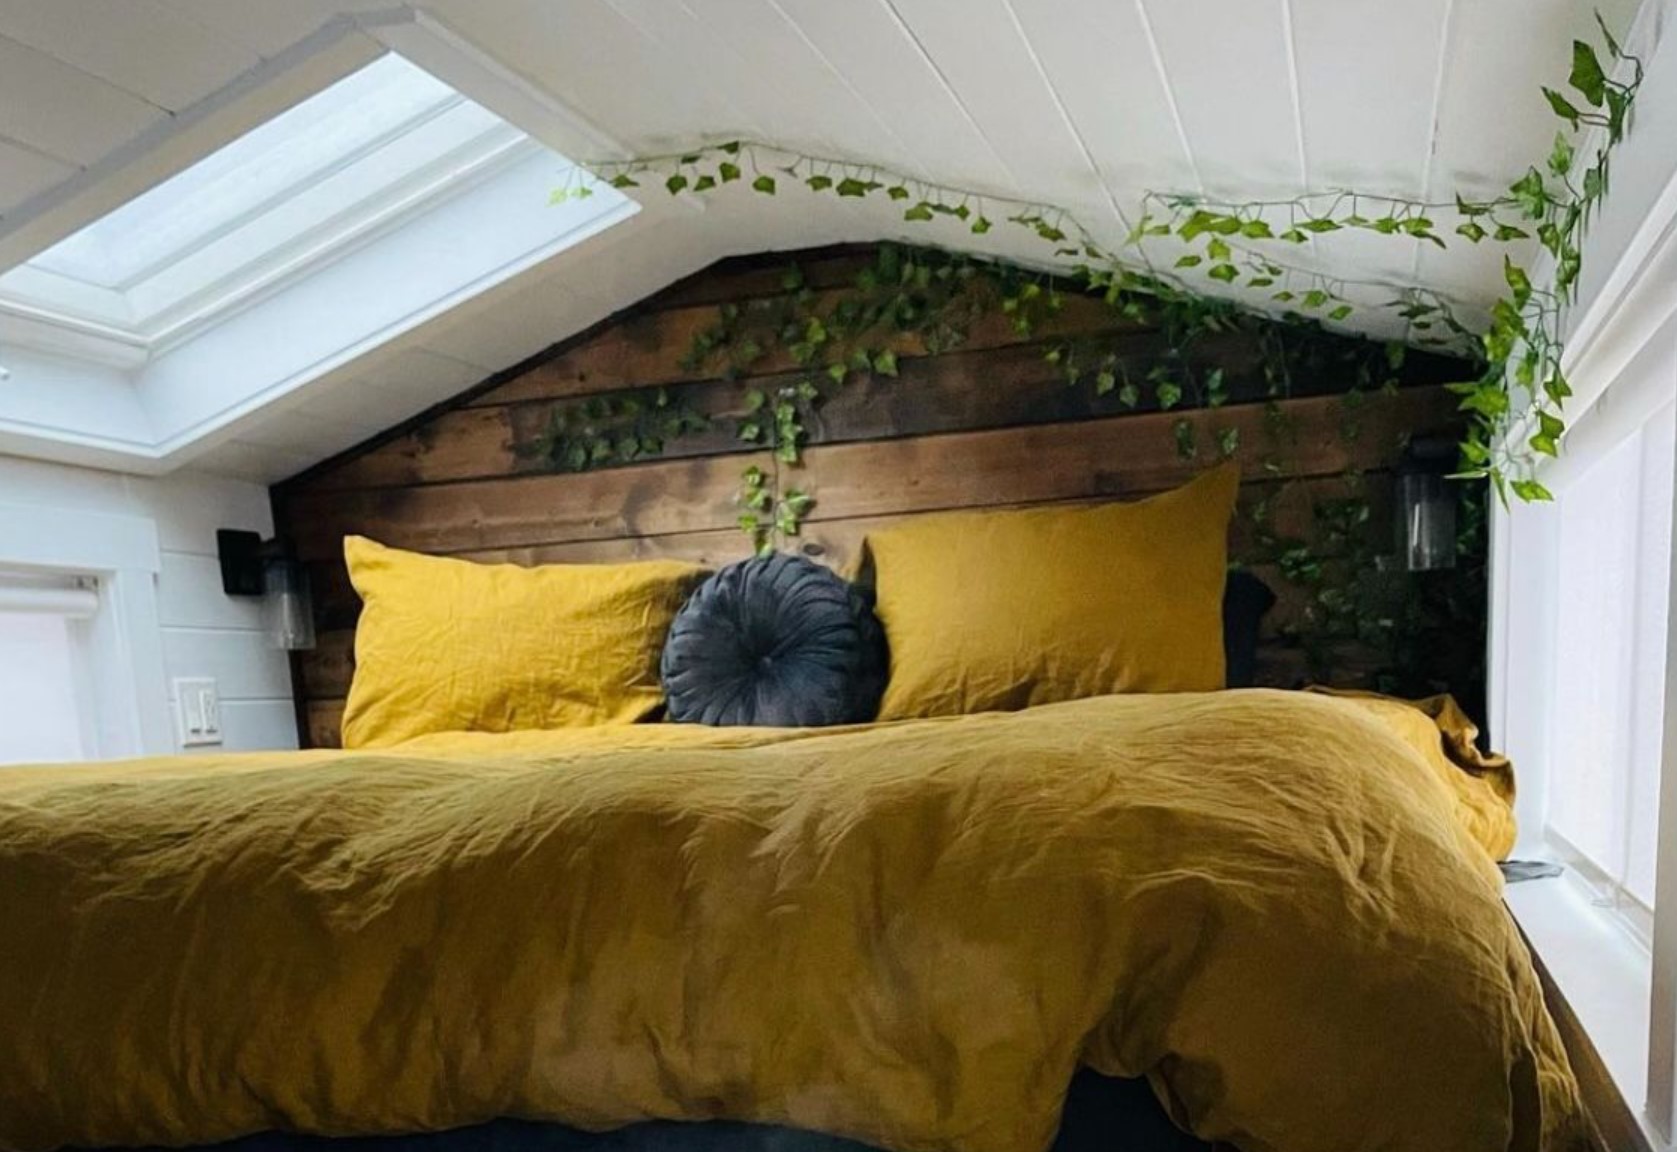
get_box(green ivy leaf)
[743,389,766,414]
[1217,426,1240,458]
[1280,228,1309,244]
[1207,238,1232,262]
[609,173,640,189]
[752,174,777,194]
[1240,219,1274,239]
[1493,223,1530,242]
[1207,263,1239,283]
[1542,87,1582,128]
[1504,257,1534,308]
[1328,304,1354,321]
[1595,12,1624,59]
[1173,418,1197,460]
[1095,369,1116,396]
[1583,166,1605,201]
[1118,381,1140,408]
[903,202,936,222]
[1301,219,1342,234]
[971,216,993,234]
[1156,380,1183,410]
[718,162,741,183]
[1548,132,1575,177]
[1302,289,1330,309]
[1511,479,1555,503]
[1509,168,1549,218]
[1456,220,1487,243]
[873,349,899,377]
[1570,39,1608,106]
[692,174,717,192]
[665,174,689,195]
[1174,254,1203,268]
[836,177,876,198]
[1177,210,1218,242]
[806,174,834,191]
[738,420,763,442]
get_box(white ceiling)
[0,0,1655,483]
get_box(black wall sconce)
[1395,437,1458,572]
[216,530,316,651]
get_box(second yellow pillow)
[342,537,705,748]
[867,464,1239,720]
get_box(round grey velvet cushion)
[661,553,887,727]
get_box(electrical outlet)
[173,678,223,747]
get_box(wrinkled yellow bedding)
[0,690,1579,1152]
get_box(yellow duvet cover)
[0,690,1579,1152]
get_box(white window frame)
[0,501,169,759]
[1486,9,1677,1143]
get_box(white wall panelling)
[0,455,296,755]
[0,0,1662,484]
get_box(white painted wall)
[0,453,298,755]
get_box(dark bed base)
[95,1071,1210,1152]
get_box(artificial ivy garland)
[541,15,1637,538]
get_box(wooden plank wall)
[274,244,1473,748]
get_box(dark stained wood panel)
[276,243,1474,749]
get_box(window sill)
[1506,872,1665,1151]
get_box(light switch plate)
[173,677,223,747]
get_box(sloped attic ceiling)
[0,0,1651,482]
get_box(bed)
[0,689,1577,1152]
[0,466,1581,1152]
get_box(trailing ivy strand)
[553,14,1640,506]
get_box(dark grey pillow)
[1222,568,1277,688]
[661,553,887,727]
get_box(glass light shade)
[261,557,315,651]
[1398,472,1456,571]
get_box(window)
[1493,288,1677,1146]
[0,50,612,349]
[0,574,100,766]
[0,23,638,471]
[1543,400,1673,931]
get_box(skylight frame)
[0,50,560,351]
[0,7,647,475]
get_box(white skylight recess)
[0,51,624,350]
[0,23,639,474]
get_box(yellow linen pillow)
[341,537,705,748]
[867,463,1239,720]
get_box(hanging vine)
[547,15,1639,511]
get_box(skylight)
[0,27,639,473]
[31,55,461,290]
[0,51,610,349]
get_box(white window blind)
[1547,402,1675,913]
[0,574,99,766]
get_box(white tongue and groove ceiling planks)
[0,0,1649,482]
